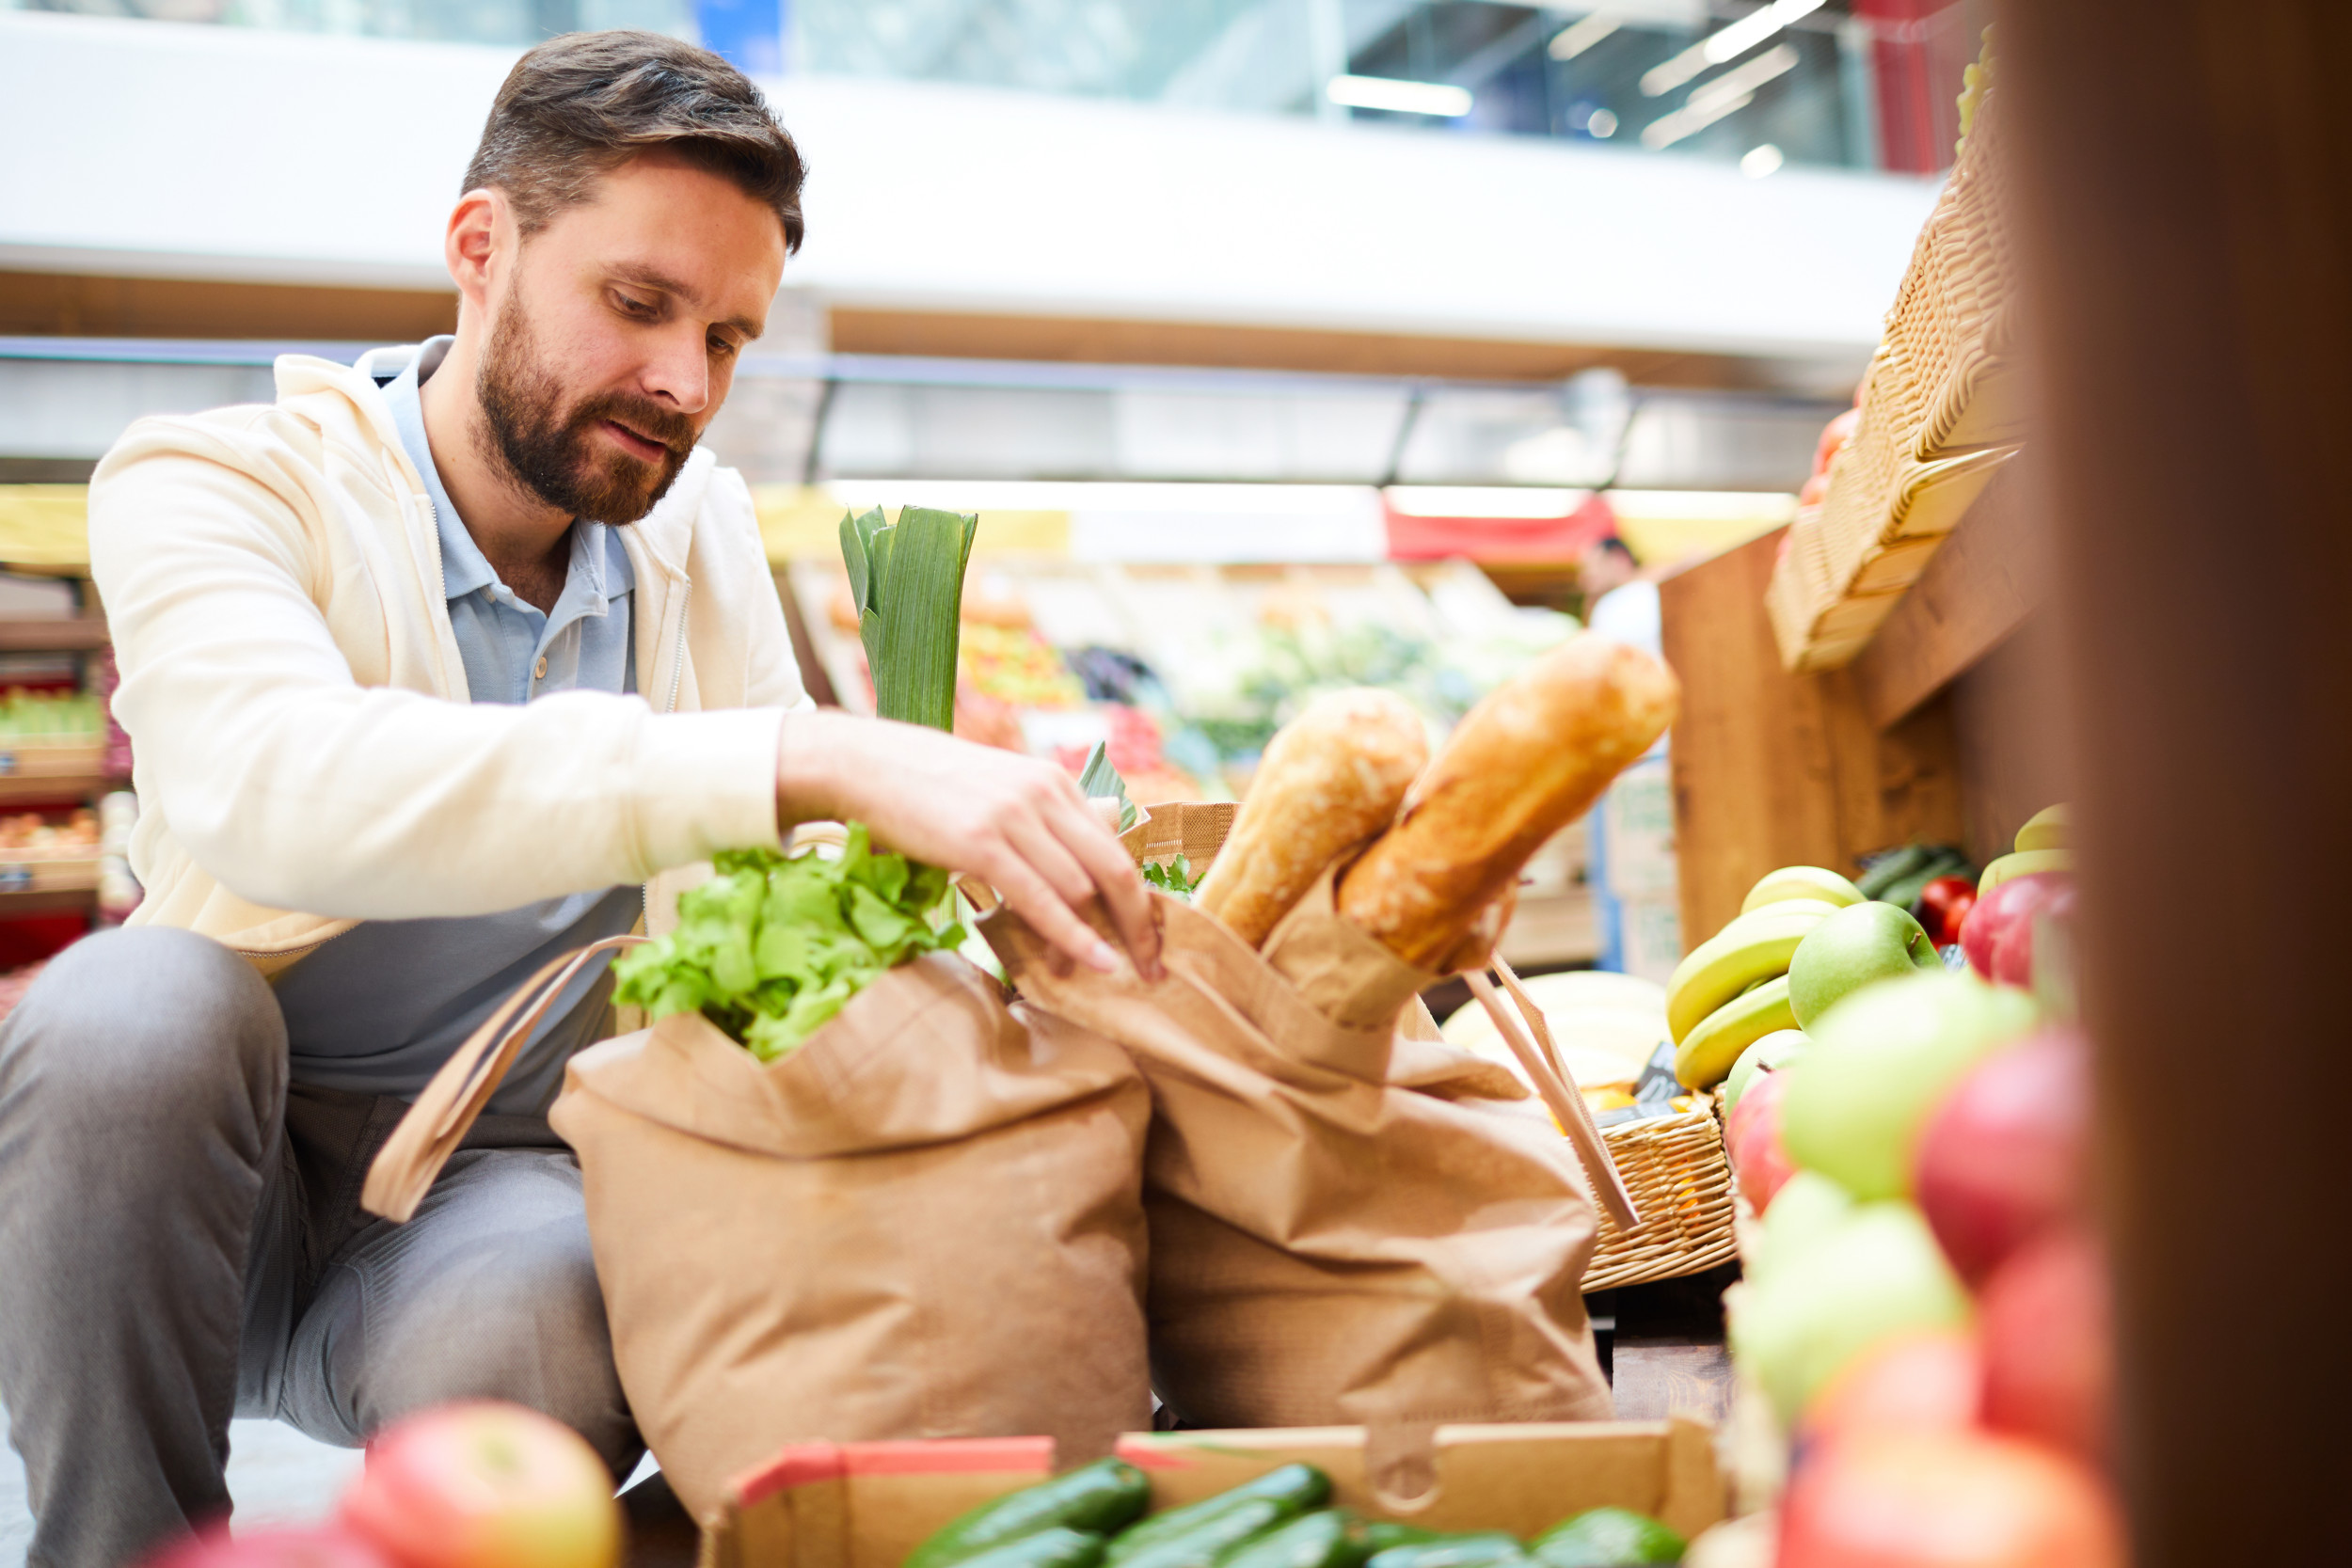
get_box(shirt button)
[533,657,548,680]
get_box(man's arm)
[94,428,787,921]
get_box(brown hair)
[464,29,806,252]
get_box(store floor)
[0,1398,364,1566]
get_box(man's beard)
[474,292,699,525]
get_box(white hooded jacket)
[87,350,808,974]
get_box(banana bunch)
[1667,866,1863,1089]
[1979,802,2071,893]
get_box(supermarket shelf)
[0,771,113,804]
[1852,457,2047,729]
[0,886,96,917]
[0,614,107,651]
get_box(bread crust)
[1338,636,1680,968]
[1194,688,1429,948]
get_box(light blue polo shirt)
[273,338,646,1116]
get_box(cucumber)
[951,1529,1111,1568]
[1119,1498,1293,1568]
[906,1459,1152,1568]
[1363,1533,1530,1568]
[1105,1465,1332,1566]
[1530,1508,1684,1567]
[1358,1527,1444,1557]
[1215,1512,1374,1568]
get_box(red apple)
[1799,1329,1982,1447]
[1724,1067,1799,1212]
[1959,872,2066,980]
[141,1528,400,1568]
[1914,1028,2091,1288]
[1980,1228,2113,1469]
[1779,1430,2125,1568]
[1993,882,2077,990]
[1911,875,1979,948]
[340,1402,623,1568]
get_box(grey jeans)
[0,927,639,1568]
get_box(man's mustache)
[572,392,697,456]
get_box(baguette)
[1338,636,1679,968]
[1194,687,1429,947]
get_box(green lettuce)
[612,824,963,1062]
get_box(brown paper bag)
[367,948,1152,1522]
[984,888,1613,1432]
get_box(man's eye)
[614,293,658,318]
[708,336,741,359]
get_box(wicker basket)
[1584,1104,1740,1293]
[1125,800,1738,1293]
[1762,77,2026,673]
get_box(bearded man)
[0,31,1158,1568]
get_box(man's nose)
[642,325,711,416]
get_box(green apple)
[1728,1200,1970,1427]
[1751,1167,1854,1284]
[1788,901,1943,1031]
[1723,1027,1810,1116]
[1780,971,2041,1200]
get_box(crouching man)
[0,31,1157,1568]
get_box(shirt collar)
[377,338,636,614]
[380,337,498,604]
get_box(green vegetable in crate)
[1216,1513,1375,1568]
[1363,1533,1529,1568]
[1357,1526,1445,1556]
[903,1459,1152,1568]
[611,825,964,1062]
[1117,1497,1293,1568]
[948,1529,1112,1568]
[1104,1465,1331,1567]
[1529,1509,1684,1568]
[840,503,979,733]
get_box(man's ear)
[444,187,509,313]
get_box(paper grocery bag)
[984,892,1613,1432]
[368,947,1152,1523]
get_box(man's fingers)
[992,856,1120,975]
[1004,813,1098,911]
[1054,802,1162,982]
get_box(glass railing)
[7,0,1986,174]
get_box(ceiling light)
[1640,0,1826,96]
[1740,142,1785,177]
[1587,106,1619,137]
[1640,43,1799,148]
[1327,74,1474,117]
[1549,11,1622,61]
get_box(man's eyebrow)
[609,263,764,339]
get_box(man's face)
[1580,541,1637,601]
[474,150,788,524]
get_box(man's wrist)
[776,707,852,828]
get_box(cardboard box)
[706,1421,1724,1568]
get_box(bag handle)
[360,934,646,1224]
[1464,956,1642,1234]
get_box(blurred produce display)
[1684,804,2118,1564]
[0,687,104,746]
[787,550,1598,967]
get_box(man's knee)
[334,1155,637,1477]
[0,927,284,1148]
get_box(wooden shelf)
[0,772,114,805]
[1851,456,2048,728]
[0,615,107,652]
[0,886,97,917]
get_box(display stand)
[1660,441,2074,944]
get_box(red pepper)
[1915,874,1979,948]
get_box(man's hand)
[776,708,1163,981]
